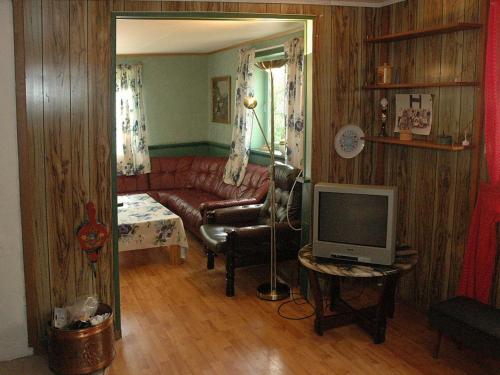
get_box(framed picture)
[395,94,433,135]
[211,76,231,124]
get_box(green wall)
[117,30,302,163]
[117,55,208,146]
[206,31,302,151]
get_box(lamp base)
[256,282,290,301]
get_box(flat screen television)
[312,183,397,266]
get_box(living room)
[1,0,499,374]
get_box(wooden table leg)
[307,270,325,336]
[165,245,182,265]
[329,276,341,311]
[373,274,398,344]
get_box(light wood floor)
[110,234,500,375]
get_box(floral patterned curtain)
[116,63,151,176]
[284,37,305,170]
[223,48,255,186]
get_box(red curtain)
[458,0,500,304]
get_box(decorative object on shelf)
[76,202,109,277]
[334,125,365,159]
[437,132,453,145]
[211,76,231,124]
[462,130,470,147]
[395,94,433,140]
[379,97,389,137]
[377,63,393,84]
[243,57,291,302]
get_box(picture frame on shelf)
[395,93,433,136]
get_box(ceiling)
[116,19,304,55]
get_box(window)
[251,50,287,157]
[268,64,287,156]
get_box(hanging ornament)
[77,202,109,276]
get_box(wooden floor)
[109,235,500,375]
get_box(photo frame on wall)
[211,76,231,124]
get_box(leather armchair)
[200,162,302,296]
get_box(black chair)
[428,296,500,359]
[200,162,302,297]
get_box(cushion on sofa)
[216,163,269,201]
[117,173,150,194]
[155,189,221,232]
[149,156,195,190]
[189,157,226,196]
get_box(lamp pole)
[243,58,289,301]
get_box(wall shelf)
[362,136,471,151]
[363,81,480,89]
[366,22,482,43]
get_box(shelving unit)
[365,22,482,43]
[365,22,482,90]
[362,136,471,152]
[364,81,480,90]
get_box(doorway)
[111,12,313,333]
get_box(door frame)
[110,12,314,333]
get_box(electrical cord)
[277,289,316,320]
[286,169,304,231]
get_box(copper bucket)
[48,304,115,375]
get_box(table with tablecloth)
[117,193,188,263]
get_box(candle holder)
[379,97,388,137]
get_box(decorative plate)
[334,125,365,159]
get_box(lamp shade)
[243,97,258,109]
[255,58,288,71]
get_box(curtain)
[116,63,151,176]
[284,37,305,170]
[458,0,500,304]
[223,48,255,186]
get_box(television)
[312,183,397,266]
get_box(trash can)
[48,303,115,374]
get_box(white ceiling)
[117,19,304,55]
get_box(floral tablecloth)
[117,194,188,258]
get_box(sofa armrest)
[200,198,259,223]
[230,222,298,240]
[208,204,263,225]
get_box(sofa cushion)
[189,157,226,196]
[149,156,195,190]
[117,174,149,194]
[154,189,221,231]
[216,163,269,201]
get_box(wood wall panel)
[88,0,113,307]
[307,4,331,184]
[42,0,75,308]
[14,0,486,351]
[70,0,93,298]
[371,0,487,310]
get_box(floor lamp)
[243,58,290,301]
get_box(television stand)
[298,245,418,344]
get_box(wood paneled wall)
[366,0,492,310]
[14,0,113,350]
[13,0,487,351]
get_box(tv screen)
[318,192,388,248]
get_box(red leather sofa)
[117,156,269,238]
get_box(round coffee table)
[299,244,417,343]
